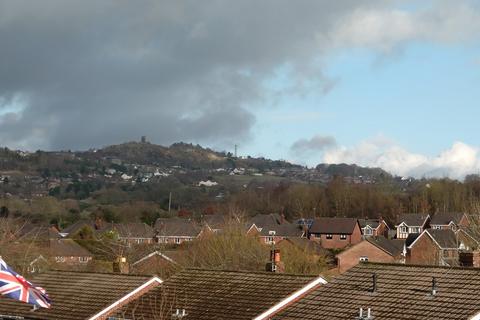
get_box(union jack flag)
[0,256,51,308]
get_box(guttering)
[253,276,327,320]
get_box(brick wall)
[408,234,440,265]
[336,240,395,273]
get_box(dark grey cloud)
[0,0,382,150]
[291,135,337,154]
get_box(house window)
[359,256,369,262]
[364,228,373,236]
[433,225,442,230]
[326,234,333,239]
[79,257,89,263]
[174,238,181,244]
[410,227,421,234]
[340,234,347,240]
[400,226,407,233]
[55,256,65,263]
[266,236,275,244]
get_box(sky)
[1,0,480,179]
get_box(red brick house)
[101,222,156,245]
[49,239,93,266]
[358,218,390,238]
[155,218,210,244]
[430,212,469,230]
[406,229,476,266]
[246,213,304,244]
[395,213,430,239]
[336,237,405,273]
[308,218,362,249]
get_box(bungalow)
[268,263,480,320]
[106,268,326,320]
[101,222,156,245]
[430,212,469,230]
[155,218,209,244]
[246,214,303,244]
[48,239,93,266]
[0,270,162,319]
[358,218,389,238]
[336,237,405,273]
[395,213,430,239]
[308,217,362,249]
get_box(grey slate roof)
[0,270,152,320]
[309,217,359,235]
[274,263,480,320]
[155,218,202,237]
[358,218,381,229]
[250,213,284,227]
[101,222,155,238]
[425,229,459,249]
[259,221,304,237]
[111,268,317,320]
[365,237,404,257]
[48,239,92,257]
[396,213,429,227]
[430,212,466,225]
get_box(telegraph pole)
[168,192,172,213]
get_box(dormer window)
[364,227,373,236]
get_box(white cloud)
[331,1,480,52]
[323,139,480,179]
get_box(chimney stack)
[113,256,129,274]
[266,249,284,273]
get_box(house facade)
[430,212,469,230]
[155,218,208,244]
[336,237,404,273]
[395,213,430,239]
[407,229,461,266]
[308,218,362,249]
[358,218,390,238]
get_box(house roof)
[365,237,404,257]
[396,213,429,227]
[410,229,459,249]
[101,222,155,238]
[259,222,304,237]
[110,268,318,320]
[60,219,99,235]
[154,218,202,237]
[0,270,154,320]
[17,223,61,241]
[309,218,359,235]
[250,213,285,228]
[430,212,466,226]
[48,239,92,257]
[203,213,228,229]
[272,263,480,320]
[358,218,381,229]
[405,233,421,246]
